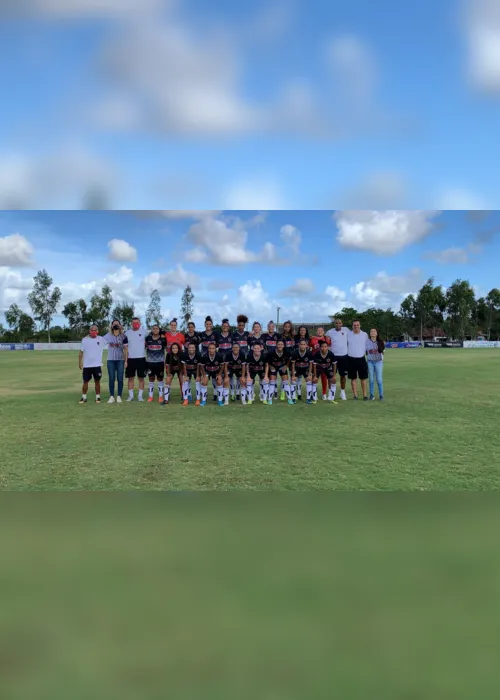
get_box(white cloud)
[107,238,137,262]
[328,35,376,107]
[350,269,421,309]
[334,210,440,255]
[281,278,315,296]
[280,224,301,255]
[465,0,500,93]
[425,247,469,264]
[237,280,273,319]
[324,285,347,304]
[208,279,235,291]
[0,233,35,266]
[137,265,199,296]
[0,267,34,312]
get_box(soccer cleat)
[200,400,206,407]
[224,398,229,406]
[247,399,253,405]
[108,397,115,404]
[147,397,154,403]
[353,396,358,400]
[127,396,134,402]
[79,398,87,404]
[370,395,375,401]
[322,395,327,401]
[297,395,302,401]
[162,400,169,405]
[288,399,294,405]
[182,400,189,406]
[138,396,144,402]
[312,399,317,404]
[195,399,201,406]
[159,397,164,404]
[280,391,285,401]
[96,398,101,404]
[331,400,339,405]
[116,396,122,404]
[363,396,368,401]
[274,392,278,399]
[306,399,313,405]
[213,395,217,402]
[340,392,347,401]
[218,400,224,407]
[231,394,235,402]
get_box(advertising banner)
[424,341,463,348]
[463,340,500,349]
[385,341,422,349]
[0,343,35,351]
[33,343,81,350]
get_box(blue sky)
[1,209,498,327]
[0,0,499,209]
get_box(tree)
[88,285,113,331]
[414,278,446,342]
[485,288,500,340]
[62,299,89,334]
[111,302,135,329]
[180,285,194,330]
[445,279,476,340]
[334,307,359,328]
[4,304,36,341]
[0,322,4,339]
[27,269,62,342]
[146,289,163,328]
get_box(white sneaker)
[116,396,122,404]
[224,398,229,406]
[340,391,347,401]
[108,396,115,404]
[138,395,144,402]
[322,394,327,401]
[127,395,134,402]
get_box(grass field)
[1,349,499,490]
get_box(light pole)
[276,306,281,330]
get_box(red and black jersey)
[263,332,279,353]
[199,330,218,354]
[183,332,200,351]
[280,335,295,352]
[145,334,166,364]
[166,351,183,374]
[314,349,336,373]
[310,335,331,353]
[294,335,309,349]
[267,350,290,372]
[200,352,225,374]
[232,330,250,351]
[247,334,266,350]
[216,331,233,354]
[181,350,201,374]
[246,351,268,375]
[224,350,246,375]
[291,348,313,371]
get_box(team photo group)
[78,315,386,407]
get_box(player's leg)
[222,373,230,405]
[80,367,90,403]
[360,358,369,400]
[212,376,217,401]
[349,359,359,399]
[200,375,208,405]
[147,364,156,402]
[158,366,165,403]
[164,373,173,404]
[368,361,375,400]
[127,360,136,401]
[306,375,314,403]
[338,357,347,400]
[281,371,293,404]
[268,372,276,404]
[246,376,254,404]
[295,374,302,400]
[195,371,202,406]
[321,373,328,400]
[328,373,337,402]
[182,372,190,406]
[94,368,102,403]
[107,360,116,403]
[375,361,384,399]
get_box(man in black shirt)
[266,339,293,405]
[245,342,269,405]
[224,340,247,404]
[313,339,338,405]
[291,339,314,403]
[199,342,227,406]
[181,341,202,405]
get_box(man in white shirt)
[347,320,369,401]
[326,318,349,400]
[125,317,148,401]
[78,324,104,404]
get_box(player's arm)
[291,357,296,382]
[241,361,247,384]
[307,359,314,380]
[78,349,83,370]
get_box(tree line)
[1,269,499,343]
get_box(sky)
[0,0,499,209]
[1,209,498,328]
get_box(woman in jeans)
[102,320,129,404]
[365,328,385,400]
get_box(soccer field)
[1,349,499,490]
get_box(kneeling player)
[224,340,247,405]
[245,343,269,405]
[313,340,338,404]
[267,339,293,404]
[181,341,202,406]
[291,339,314,403]
[199,342,227,407]
[164,342,183,405]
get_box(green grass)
[1,349,499,490]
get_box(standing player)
[326,318,349,401]
[291,339,314,402]
[145,323,167,403]
[181,340,202,406]
[279,321,295,401]
[263,321,279,398]
[347,320,369,401]
[245,342,269,405]
[199,342,227,407]
[248,321,265,349]
[216,319,233,354]
[164,342,184,405]
[314,340,338,404]
[183,321,200,350]
[163,318,185,352]
[310,326,331,401]
[199,316,219,400]
[224,339,247,405]
[294,325,310,349]
[233,314,250,351]
[78,324,104,404]
[267,338,293,405]
[126,317,148,402]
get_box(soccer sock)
[329,384,337,401]
[247,382,254,401]
[262,383,268,401]
[158,382,164,397]
[321,374,328,395]
[241,387,247,404]
[223,387,229,400]
[306,381,313,401]
[182,381,189,399]
[291,382,297,401]
[217,385,224,402]
[164,386,171,402]
[297,380,302,397]
[230,376,235,397]
[212,378,217,397]
[313,384,318,401]
[148,382,155,398]
[283,381,292,400]
[201,385,208,402]
[129,389,134,399]
[82,393,87,399]
[259,383,264,400]
[195,381,201,401]
[138,389,144,400]
[96,393,100,399]
[270,381,276,399]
